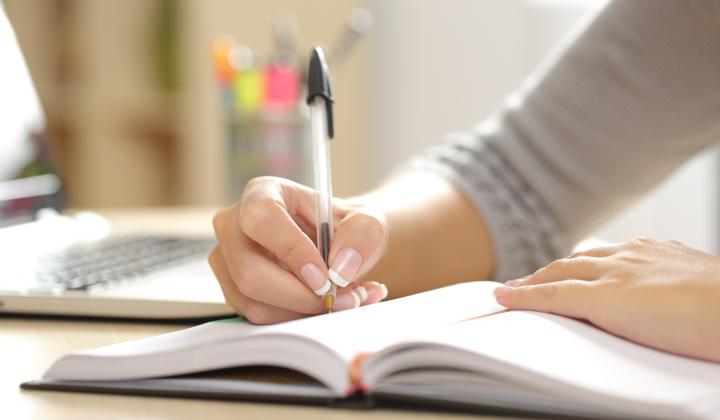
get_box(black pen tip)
[306,46,335,138]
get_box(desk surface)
[0,208,511,420]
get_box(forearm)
[353,171,495,298]
[362,1,720,287]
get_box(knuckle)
[243,176,271,192]
[350,212,386,242]
[616,252,645,265]
[254,175,280,184]
[630,236,653,247]
[242,177,260,192]
[567,256,593,267]
[568,250,584,259]
[238,200,278,236]
[207,246,221,269]
[243,176,285,197]
[529,266,546,280]
[212,208,231,236]
[546,259,568,272]
[240,176,283,203]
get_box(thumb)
[494,280,597,321]
[327,208,387,287]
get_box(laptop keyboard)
[32,236,215,293]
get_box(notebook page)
[63,281,501,361]
[377,310,720,417]
[44,281,504,393]
[252,280,505,363]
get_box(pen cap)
[306,47,334,138]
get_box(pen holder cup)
[226,109,311,202]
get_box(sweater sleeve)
[409,0,720,281]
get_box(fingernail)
[494,286,512,299]
[378,283,388,299]
[505,279,520,287]
[300,263,331,296]
[329,248,362,287]
[333,291,362,311]
[367,281,389,300]
[355,286,369,302]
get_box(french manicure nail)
[329,248,362,287]
[300,263,330,296]
[355,286,368,302]
[333,291,362,311]
[350,291,361,307]
[367,281,389,300]
[379,283,388,299]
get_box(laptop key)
[31,235,214,294]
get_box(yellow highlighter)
[229,46,264,114]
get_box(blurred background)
[3,0,718,253]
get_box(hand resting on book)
[495,237,720,363]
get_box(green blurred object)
[212,317,248,324]
[155,0,180,93]
[18,131,57,178]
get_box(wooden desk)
[0,208,509,419]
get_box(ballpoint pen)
[306,47,336,313]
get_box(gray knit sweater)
[412,0,720,281]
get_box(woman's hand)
[495,237,720,362]
[209,176,389,324]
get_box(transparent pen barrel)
[310,99,333,265]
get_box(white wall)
[368,0,718,253]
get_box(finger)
[361,281,390,305]
[214,210,328,314]
[494,280,597,320]
[327,209,387,287]
[224,242,328,314]
[241,177,327,229]
[567,243,624,259]
[236,193,334,296]
[509,257,603,287]
[208,247,305,324]
[332,281,389,311]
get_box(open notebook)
[23,282,720,419]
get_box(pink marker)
[264,51,300,112]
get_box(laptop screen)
[0,5,62,227]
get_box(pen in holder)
[212,9,373,202]
[213,35,310,202]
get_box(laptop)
[0,6,232,319]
